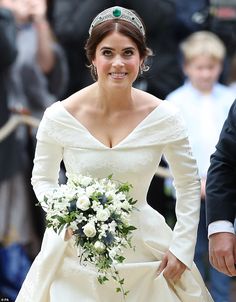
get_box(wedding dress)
[16,101,213,302]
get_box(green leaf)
[97,275,109,284]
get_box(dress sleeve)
[163,122,201,269]
[31,112,64,211]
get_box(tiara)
[89,6,145,36]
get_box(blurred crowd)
[0,0,236,301]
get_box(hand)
[157,250,187,282]
[200,178,206,199]
[0,0,31,23]
[64,228,74,241]
[28,0,47,22]
[209,232,236,276]
[0,0,15,10]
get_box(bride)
[16,6,213,302]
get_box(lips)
[109,72,127,79]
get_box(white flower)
[94,241,106,253]
[86,185,96,196]
[116,192,126,201]
[109,247,119,259]
[79,176,93,187]
[121,212,130,225]
[76,195,90,211]
[91,200,101,211]
[121,200,132,211]
[83,222,96,237]
[96,209,110,221]
[108,221,117,233]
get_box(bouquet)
[42,174,137,299]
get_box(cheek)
[128,58,141,72]
[95,60,110,73]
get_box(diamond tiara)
[89,6,145,36]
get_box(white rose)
[94,241,106,253]
[83,223,96,237]
[86,185,96,196]
[96,209,110,221]
[80,176,93,187]
[76,195,90,211]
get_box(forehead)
[187,55,222,66]
[96,31,138,49]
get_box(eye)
[101,49,113,56]
[124,49,134,56]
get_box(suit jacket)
[206,99,236,225]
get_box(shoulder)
[61,84,95,114]
[227,99,236,127]
[166,83,189,101]
[133,88,162,110]
[159,101,186,123]
[43,101,62,119]
[215,83,235,98]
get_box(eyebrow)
[100,46,136,51]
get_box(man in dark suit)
[206,99,236,277]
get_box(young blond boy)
[167,31,235,302]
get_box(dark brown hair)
[85,19,152,80]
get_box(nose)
[201,68,212,79]
[112,55,125,67]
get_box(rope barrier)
[0,114,40,142]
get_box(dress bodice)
[34,101,188,202]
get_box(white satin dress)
[16,101,213,302]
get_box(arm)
[206,100,236,276]
[31,112,63,208]
[30,0,56,74]
[164,137,201,268]
[157,109,201,281]
[31,109,74,241]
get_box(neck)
[191,82,214,95]
[93,82,135,112]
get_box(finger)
[157,256,168,275]
[234,243,236,262]
[225,254,236,276]
[210,253,222,272]
[163,267,185,282]
[214,255,231,276]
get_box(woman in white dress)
[16,6,213,302]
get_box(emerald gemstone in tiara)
[112,8,122,18]
[89,6,145,36]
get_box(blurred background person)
[0,0,68,300]
[4,0,68,237]
[167,31,235,302]
[0,2,32,301]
